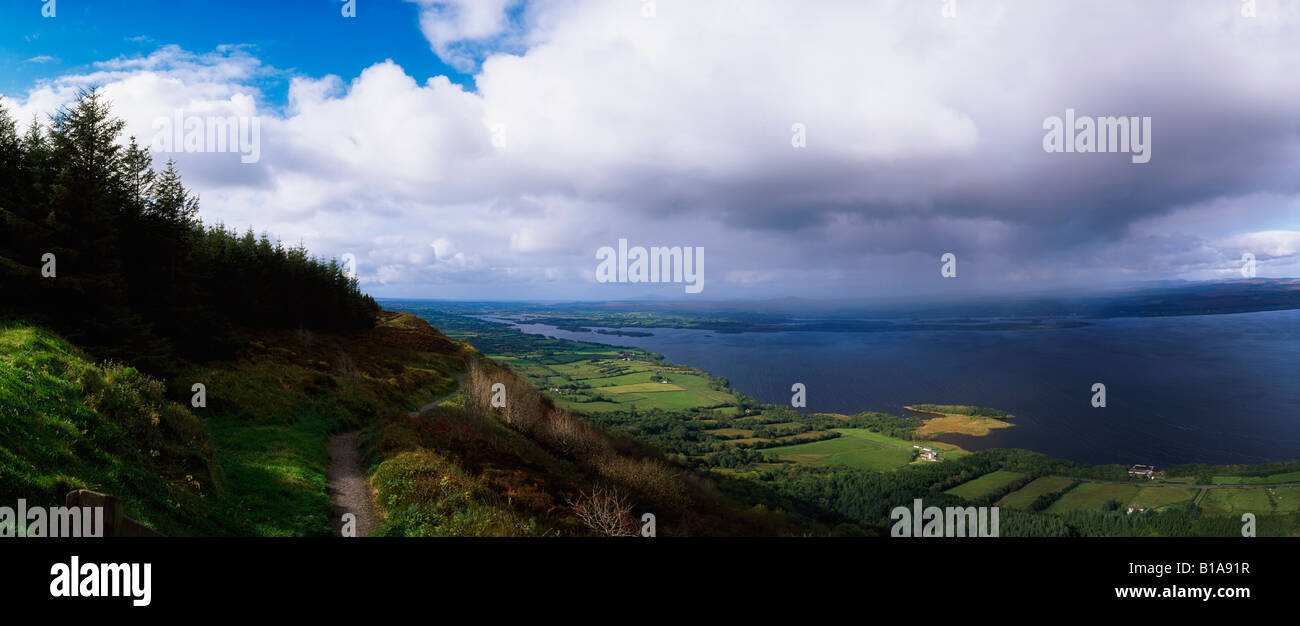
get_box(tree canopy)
[0,89,378,373]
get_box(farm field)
[762,432,915,471]
[1200,488,1274,515]
[996,476,1075,509]
[499,344,743,414]
[1210,471,1300,485]
[1274,487,1300,512]
[837,427,970,458]
[1046,483,1141,513]
[457,333,717,414]
[705,427,754,438]
[945,470,1026,499]
[554,362,734,412]
[761,428,970,471]
[1200,486,1300,515]
[1129,486,1198,509]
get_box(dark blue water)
[487,310,1300,467]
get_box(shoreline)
[423,309,1300,473]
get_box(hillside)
[0,319,229,535]
[1,311,816,536]
[0,91,818,537]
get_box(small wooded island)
[905,404,1015,437]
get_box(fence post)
[64,490,165,537]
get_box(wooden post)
[65,490,165,537]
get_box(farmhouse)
[913,445,942,462]
[1128,464,1155,479]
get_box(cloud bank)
[4,0,1298,299]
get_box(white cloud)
[6,0,1300,298]
[405,0,522,72]
[1217,230,1300,260]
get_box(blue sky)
[2,1,1298,301]
[0,0,473,108]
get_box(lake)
[482,309,1300,467]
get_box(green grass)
[206,417,334,536]
[834,428,908,446]
[585,371,668,388]
[945,470,1026,500]
[0,312,472,537]
[0,320,230,535]
[370,448,539,537]
[1129,486,1198,509]
[1197,486,1300,516]
[1273,487,1300,512]
[761,435,915,471]
[833,428,970,458]
[1210,471,1300,485]
[997,477,1075,509]
[705,428,755,438]
[1200,488,1275,515]
[458,333,743,415]
[1046,483,1140,512]
[175,313,466,536]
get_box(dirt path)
[328,430,375,537]
[408,372,468,417]
[328,367,469,537]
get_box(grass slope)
[0,320,229,535]
[176,311,467,536]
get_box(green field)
[1200,488,1275,515]
[945,470,1026,500]
[1046,483,1140,512]
[1129,486,1198,509]
[996,477,1075,509]
[761,431,917,471]
[705,428,755,438]
[1274,487,1300,512]
[1200,486,1300,515]
[509,349,741,413]
[1210,471,1300,485]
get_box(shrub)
[370,449,538,537]
[567,487,638,537]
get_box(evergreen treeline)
[0,89,377,372]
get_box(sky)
[1,0,1298,301]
